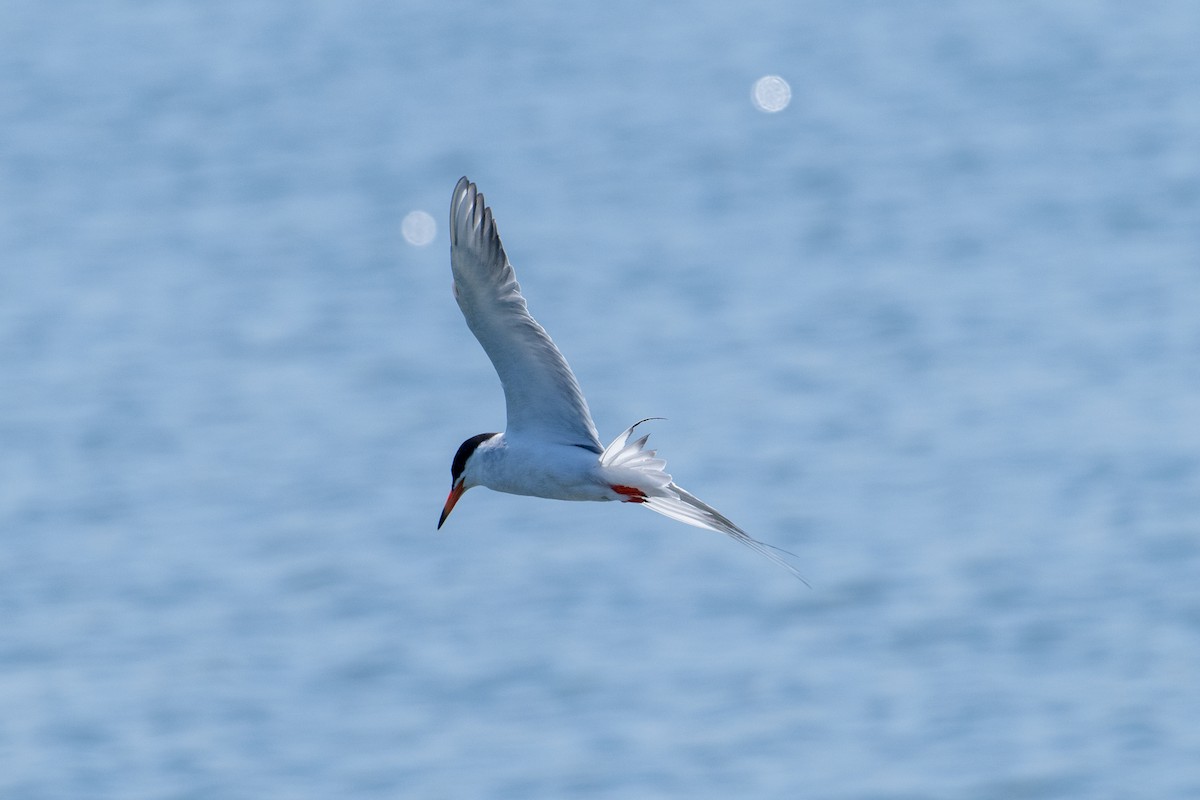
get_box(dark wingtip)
[450,177,476,241]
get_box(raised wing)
[448,177,602,452]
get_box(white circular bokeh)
[401,210,437,246]
[752,75,792,113]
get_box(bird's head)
[438,432,499,529]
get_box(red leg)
[611,484,647,503]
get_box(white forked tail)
[600,420,809,584]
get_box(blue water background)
[3,2,1199,797]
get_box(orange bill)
[437,482,466,529]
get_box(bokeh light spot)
[402,210,437,246]
[752,75,791,113]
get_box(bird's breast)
[475,439,610,502]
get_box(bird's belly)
[481,445,610,502]
[487,468,611,501]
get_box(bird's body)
[462,433,610,502]
[439,177,804,581]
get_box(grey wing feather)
[449,177,602,451]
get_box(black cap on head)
[451,433,498,483]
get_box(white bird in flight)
[438,177,805,581]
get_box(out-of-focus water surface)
[3,2,1199,798]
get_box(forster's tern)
[438,177,804,581]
